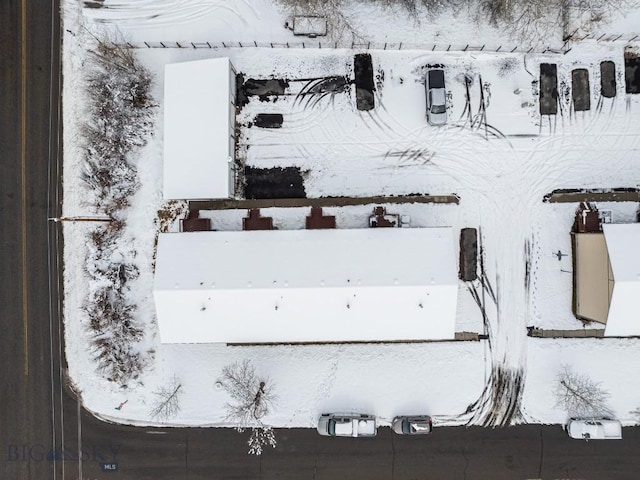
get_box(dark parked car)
[391,415,433,435]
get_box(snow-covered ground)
[62,0,640,432]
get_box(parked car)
[317,413,377,437]
[425,69,447,125]
[566,417,622,440]
[391,415,433,435]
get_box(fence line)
[563,30,640,43]
[121,40,570,54]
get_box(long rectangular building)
[153,228,458,344]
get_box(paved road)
[38,412,640,480]
[4,1,640,479]
[1,0,61,478]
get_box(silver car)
[391,415,433,435]
[425,69,447,125]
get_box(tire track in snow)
[86,0,257,27]
[427,131,543,426]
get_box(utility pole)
[48,216,112,223]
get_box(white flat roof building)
[163,57,236,200]
[602,223,640,337]
[153,228,459,344]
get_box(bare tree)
[554,365,612,418]
[150,377,183,421]
[218,360,277,455]
[279,0,637,47]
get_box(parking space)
[571,68,590,111]
[625,50,640,94]
[600,61,616,98]
[539,63,558,115]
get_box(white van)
[566,417,622,440]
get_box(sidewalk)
[528,327,604,338]
[544,188,640,203]
[190,194,459,211]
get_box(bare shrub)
[280,0,636,47]
[84,286,144,384]
[497,57,519,78]
[84,220,145,385]
[79,31,156,385]
[81,32,155,214]
[477,0,637,46]
[156,200,189,234]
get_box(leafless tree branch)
[150,377,183,421]
[554,365,612,418]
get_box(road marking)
[21,0,29,377]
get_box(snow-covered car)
[391,415,433,435]
[566,417,622,440]
[316,413,377,437]
[425,69,447,125]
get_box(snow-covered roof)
[603,223,640,337]
[153,228,458,343]
[163,57,234,200]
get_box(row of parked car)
[317,414,623,440]
[317,414,431,437]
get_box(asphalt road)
[40,414,640,479]
[1,0,61,478]
[3,1,640,479]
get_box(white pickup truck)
[316,414,377,437]
[566,417,622,440]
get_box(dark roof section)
[369,206,397,227]
[573,202,601,233]
[242,208,274,231]
[180,210,211,232]
[305,206,336,229]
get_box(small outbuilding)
[153,228,459,344]
[573,223,640,336]
[163,57,236,200]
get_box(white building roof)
[603,223,640,337]
[153,228,458,344]
[163,57,233,200]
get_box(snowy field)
[62,0,640,432]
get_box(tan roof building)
[573,223,640,336]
